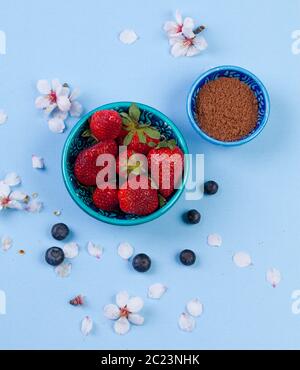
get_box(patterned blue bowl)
[62,102,189,226]
[187,65,270,146]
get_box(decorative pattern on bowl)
[62,102,189,226]
[187,65,270,146]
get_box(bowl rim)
[186,65,271,147]
[62,101,189,226]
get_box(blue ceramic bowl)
[187,65,270,146]
[62,102,189,226]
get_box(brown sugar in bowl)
[187,66,270,146]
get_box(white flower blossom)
[170,27,208,58]
[35,79,83,133]
[164,10,194,37]
[103,291,144,335]
[35,79,71,115]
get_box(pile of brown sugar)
[196,77,258,142]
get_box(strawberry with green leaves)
[148,139,184,199]
[120,104,161,155]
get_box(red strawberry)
[118,175,159,216]
[92,186,119,211]
[116,148,148,179]
[119,103,161,155]
[90,110,122,141]
[148,140,184,198]
[74,140,118,186]
[127,133,160,155]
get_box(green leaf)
[81,129,92,137]
[147,141,157,148]
[123,132,134,146]
[121,116,132,126]
[137,130,146,144]
[120,112,131,119]
[129,103,141,122]
[158,194,167,208]
[144,127,161,140]
[157,139,177,149]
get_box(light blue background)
[0,0,299,350]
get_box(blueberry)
[204,181,219,195]
[180,249,196,266]
[45,247,65,266]
[132,253,151,273]
[51,223,70,241]
[185,210,201,224]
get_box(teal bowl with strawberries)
[62,102,189,226]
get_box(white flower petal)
[87,241,103,259]
[51,78,61,91]
[32,155,45,169]
[7,200,23,210]
[127,296,144,313]
[163,21,178,35]
[148,283,167,299]
[171,40,188,58]
[69,87,80,101]
[116,291,129,308]
[4,172,21,187]
[182,28,195,39]
[186,299,203,317]
[1,236,12,251]
[35,96,50,110]
[118,242,134,260]
[119,29,138,45]
[57,95,71,112]
[70,101,83,117]
[10,191,27,202]
[57,86,70,97]
[233,252,252,268]
[37,80,51,95]
[183,17,194,29]
[44,103,57,115]
[186,45,201,57]
[178,313,196,332]
[55,262,72,278]
[52,110,68,121]
[175,9,182,25]
[128,313,144,325]
[104,304,120,320]
[114,317,130,335]
[0,183,11,197]
[0,110,8,125]
[266,268,281,288]
[48,118,65,133]
[63,242,79,259]
[207,234,222,248]
[81,316,93,336]
[193,35,208,51]
[25,200,43,213]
